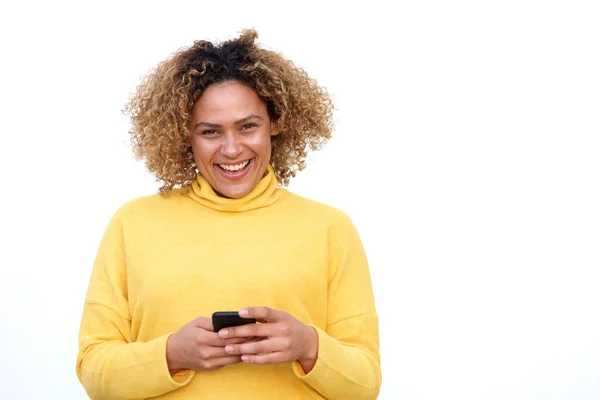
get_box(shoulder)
[280,190,356,228]
[281,191,365,254]
[108,189,189,223]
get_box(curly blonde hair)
[123,29,334,193]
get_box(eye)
[200,129,218,136]
[240,123,258,131]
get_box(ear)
[270,121,280,137]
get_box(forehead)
[191,81,267,123]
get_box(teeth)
[219,160,250,171]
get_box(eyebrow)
[193,114,263,130]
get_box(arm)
[76,206,194,400]
[292,212,382,400]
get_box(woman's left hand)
[218,307,318,372]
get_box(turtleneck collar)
[187,164,281,212]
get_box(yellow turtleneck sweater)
[76,166,381,400]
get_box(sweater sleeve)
[76,206,195,400]
[292,212,382,400]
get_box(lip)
[214,158,254,181]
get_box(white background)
[1,1,599,399]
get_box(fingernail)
[225,345,233,353]
[219,329,228,337]
[239,309,248,316]
[241,355,249,362]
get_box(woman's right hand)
[166,317,253,374]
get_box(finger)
[218,322,276,339]
[205,331,261,347]
[239,306,286,323]
[225,337,283,356]
[202,355,243,370]
[241,352,286,365]
[243,336,266,344]
[203,331,241,347]
[197,344,232,359]
[192,317,214,331]
[223,336,259,346]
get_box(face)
[188,80,279,199]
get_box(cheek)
[249,133,273,153]
[192,141,216,163]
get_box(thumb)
[192,317,214,331]
[241,306,286,323]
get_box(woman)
[76,29,381,400]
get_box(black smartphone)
[212,311,257,332]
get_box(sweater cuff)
[145,333,196,390]
[291,325,334,384]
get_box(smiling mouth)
[217,159,251,172]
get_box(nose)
[219,132,244,159]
